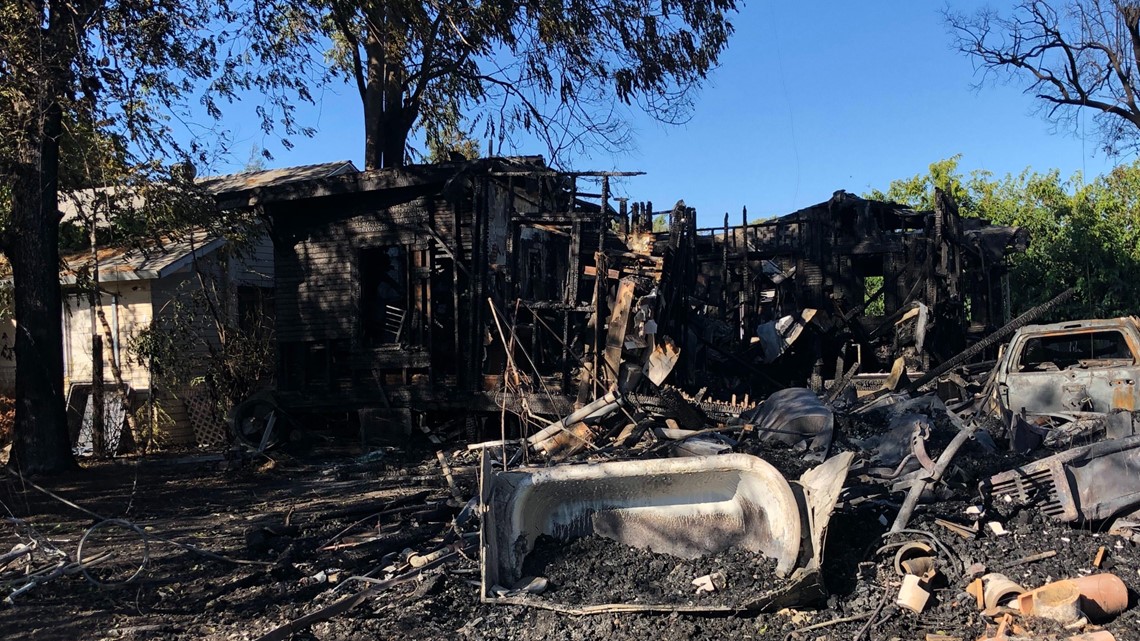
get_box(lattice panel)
[186,389,229,449]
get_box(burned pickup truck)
[992,317,1140,416]
[986,316,1140,525]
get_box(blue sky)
[204,1,1120,228]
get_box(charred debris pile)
[179,290,1140,641]
[318,290,1140,641]
[238,158,1027,444]
[9,343,1140,641]
[239,179,1133,639]
[9,160,1140,641]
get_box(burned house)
[674,189,1030,392]
[224,158,1026,440]
[220,158,642,439]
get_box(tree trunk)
[361,15,412,170]
[364,101,413,170]
[363,65,385,169]
[380,109,413,169]
[89,216,105,457]
[91,333,105,457]
[8,93,75,474]
[363,32,388,170]
[380,56,410,168]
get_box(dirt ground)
[1,441,1138,641]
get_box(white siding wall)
[63,282,153,390]
[0,233,275,446]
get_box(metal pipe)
[526,391,621,445]
[527,399,621,447]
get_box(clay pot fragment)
[1072,574,1128,623]
[1030,580,1081,624]
[893,541,935,577]
[981,573,1026,611]
[1017,574,1128,624]
[897,572,933,613]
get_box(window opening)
[1017,330,1134,372]
[361,246,408,344]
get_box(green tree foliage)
[284,0,739,168]
[870,156,1140,321]
[424,105,482,164]
[864,275,885,316]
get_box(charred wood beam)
[566,221,582,305]
[470,178,489,388]
[450,204,463,389]
[825,361,861,404]
[424,248,433,379]
[421,223,471,280]
[583,265,662,281]
[526,224,571,236]
[603,278,636,390]
[561,310,573,394]
[591,251,606,397]
[513,213,610,224]
[599,176,609,263]
[506,177,517,297]
[216,166,458,210]
[722,212,730,317]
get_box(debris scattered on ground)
[11,304,1140,640]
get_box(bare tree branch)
[947,0,1140,155]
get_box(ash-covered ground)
[1,428,1139,641]
[521,534,781,607]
